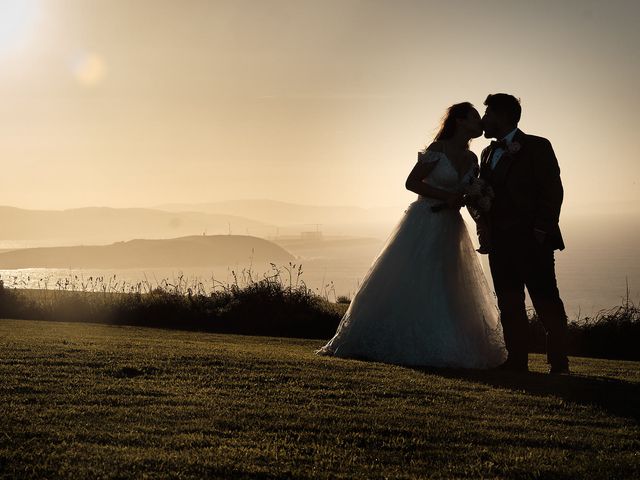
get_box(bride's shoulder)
[424,141,445,153]
[417,141,446,164]
[418,143,445,165]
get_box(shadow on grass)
[410,366,640,424]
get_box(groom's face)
[481,107,500,138]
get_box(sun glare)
[72,52,107,86]
[0,0,39,55]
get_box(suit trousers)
[488,233,569,368]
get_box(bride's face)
[459,109,484,139]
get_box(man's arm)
[533,138,563,237]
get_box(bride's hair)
[434,102,475,148]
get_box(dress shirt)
[490,127,518,169]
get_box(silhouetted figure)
[480,93,569,374]
[315,103,507,368]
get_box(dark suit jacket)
[480,129,565,251]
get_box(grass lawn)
[0,319,638,479]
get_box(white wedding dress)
[316,150,507,368]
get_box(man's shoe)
[548,365,570,375]
[494,359,529,373]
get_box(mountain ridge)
[0,235,294,269]
[0,206,273,243]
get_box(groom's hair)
[484,93,521,126]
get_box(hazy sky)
[1,0,638,214]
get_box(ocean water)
[0,217,637,320]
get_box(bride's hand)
[446,193,465,210]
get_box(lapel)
[490,128,526,185]
[479,145,493,179]
[480,145,493,179]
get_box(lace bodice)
[416,150,476,204]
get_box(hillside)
[154,199,403,227]
[0,320,637,479]
[0,235,294,268]
[0,206,272,245]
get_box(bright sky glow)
[0,0,638,216]
[0,0,39,55]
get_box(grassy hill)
[0,235,294,268]
[0,320,638,479]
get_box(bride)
[315,102,507,368]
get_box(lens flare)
[72,53,107,86]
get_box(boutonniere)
[506,141,521,154]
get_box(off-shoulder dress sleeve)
[417,149,442,165]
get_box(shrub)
[0,264,344,340]
[1,266,638,359]
[528,299,640,360]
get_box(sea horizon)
[1,212,637,321]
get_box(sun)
[0,0,40,55]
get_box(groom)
[479,93,569,374]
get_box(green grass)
[1,320,639,479]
